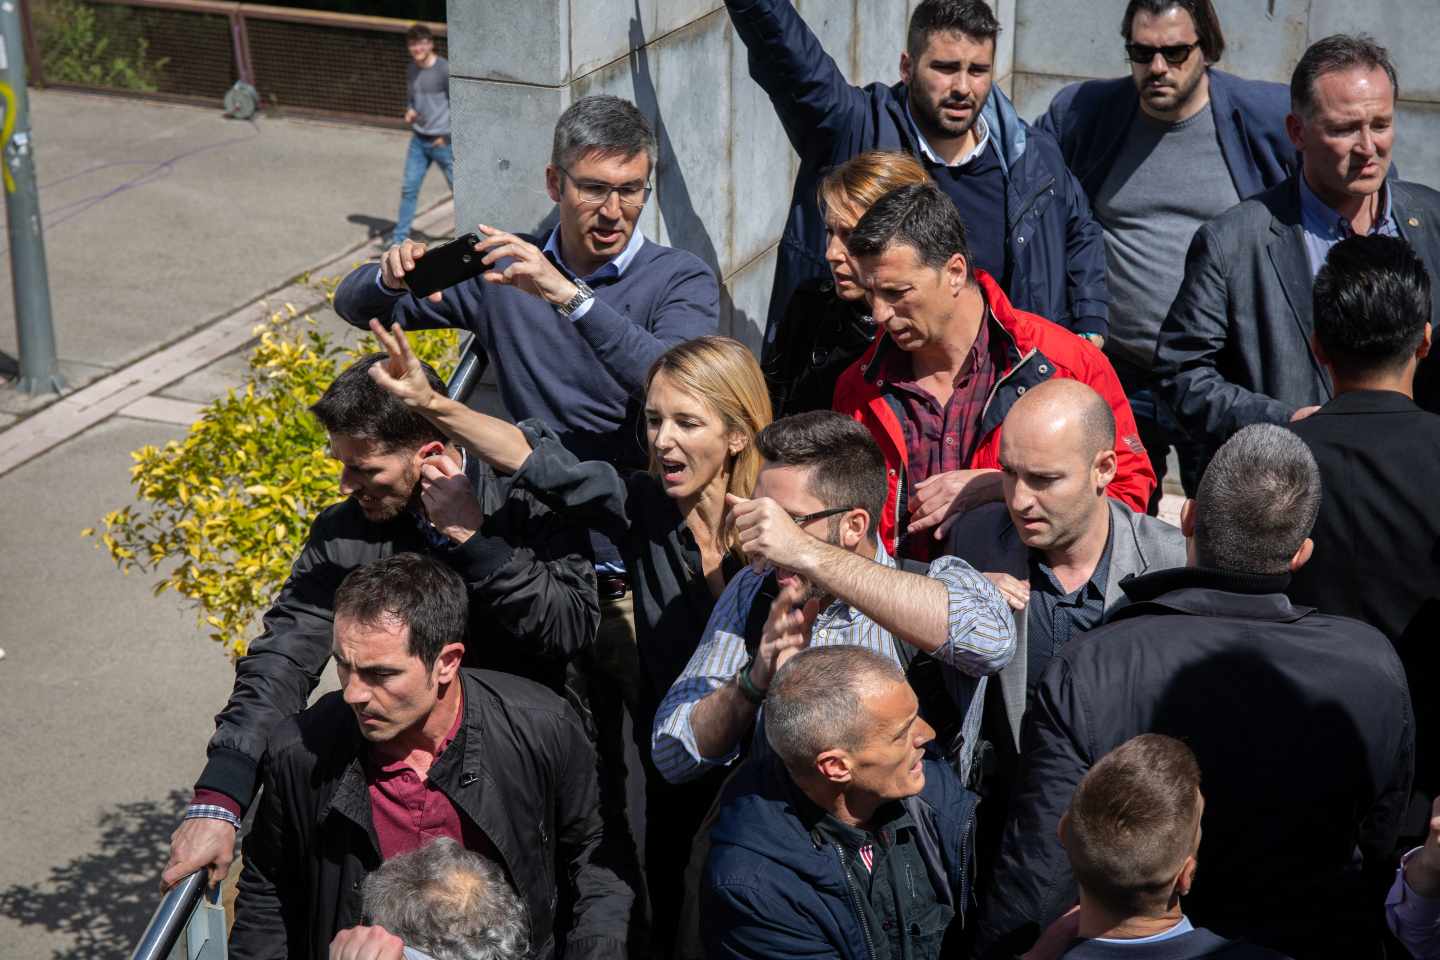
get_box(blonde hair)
[817,150,932,223]
[646,336,773,551]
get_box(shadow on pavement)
[0,790,188,960]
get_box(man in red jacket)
[835,182,1153,560]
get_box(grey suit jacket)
[944,498,1187,748]
[1154,176,1440,449]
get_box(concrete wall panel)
[1308,0,1440,103]
[795,0,859,82]
[655,0,725,41]
[858,0,905,90]
[724,246,779,353]
[1212,0,1310,86]
[449,0,568,85]
[652,14,735,276]
[729,19,796,269]
[450,78,567,236]
[1010,71,1079,124]
[571,0,655,80]
[1399,102,1440,193]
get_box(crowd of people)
[156,1,1440,958]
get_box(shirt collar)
[543,225,646,283]
[1094,916,1194,945]
[904,98,990,168]
[1299,172,1395,241]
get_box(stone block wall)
[446,0,1014,358]
[1008,0,1440,186]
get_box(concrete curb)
[0,198,455,477]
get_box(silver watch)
[556,279,595,318]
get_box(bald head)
[998,379,1117,554]
[1005,379,1115,461]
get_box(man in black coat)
[229,554,630,960]
[1154,35,1440,464]
[161,355,599,894]
[977,424,1414,960]
[1288,234,1440,821]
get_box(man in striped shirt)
[651,411,1015,787]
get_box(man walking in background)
[393,23,452,247]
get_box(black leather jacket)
[195,455,599,810]
[229,669,634,960]
[762,279,875,418]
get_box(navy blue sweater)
[333,235,720,469]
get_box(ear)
[433,641,466,685]
[545,164,562,205]
[1093,448,1118,490]
[1175,855,1199,898]
[841,508,872,550]
[1057,811,1071,849]
[1310,331,1330,369]
[727,429,748,459]
[899,50,913,85]
[815,749,854,785]
[946,252,971,291]
[1285,112,1305,153]
[1179,498,1197,538]
[1288,536,1314,573]
[414,439,445,466]
[1420,322,1433,360]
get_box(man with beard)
[722,0,1108,347]
[1154,34,1440,462]
[651,411,1015,788]
[161,355,599,898]
[1036,0,1294,508]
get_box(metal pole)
[0,1,62,395]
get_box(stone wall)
[445,0,1014,357]
[1008,0,1440,186]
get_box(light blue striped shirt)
[651,542,1015,785]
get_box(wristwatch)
[555,279,594,318]
[735,655,767,705]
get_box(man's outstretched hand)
[161,817,235,891]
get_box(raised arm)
[723,0,872,159]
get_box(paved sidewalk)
[0,91,455,960]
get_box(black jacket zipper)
[833,842,879,960]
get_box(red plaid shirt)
[872,311,1006,558]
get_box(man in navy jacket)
[725,0,1109,350]
[1035,0,1294,505]
[701,645,979,960]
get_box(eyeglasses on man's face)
[558,166,652,209]
[1125,41,1199,65]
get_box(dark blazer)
[229,669,634,960]
[1288,389,1440,801]
[724,0,1109,339]
[1060,928,1292,960]
[1036,69,1296,203]
[977,567,1414,960]
[1153,176,1440,454]
[945,499,1186,750]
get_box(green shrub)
[85,294,459,658]
[34,0,169,92]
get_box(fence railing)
[26,0,445,125]
[130,870,227,960]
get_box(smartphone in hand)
[405,233,484,298]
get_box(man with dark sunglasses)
[1036,0,1294,510]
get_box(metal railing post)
[0,0,62,395]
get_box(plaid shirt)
[651,542,1014,786]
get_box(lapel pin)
[1409,217,1421,227]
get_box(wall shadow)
[0,790,188,960]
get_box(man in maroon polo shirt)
[228,554,632,960]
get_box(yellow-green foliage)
[85,296,458,658]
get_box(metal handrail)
[130,870,207,960]
[446,333,488,406]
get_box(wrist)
[553,278,594,316]
[736,656,767,704]
[1408,852,1440,899]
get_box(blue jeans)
[393,133,453,245]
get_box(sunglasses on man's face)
[1125,42,1199,65]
